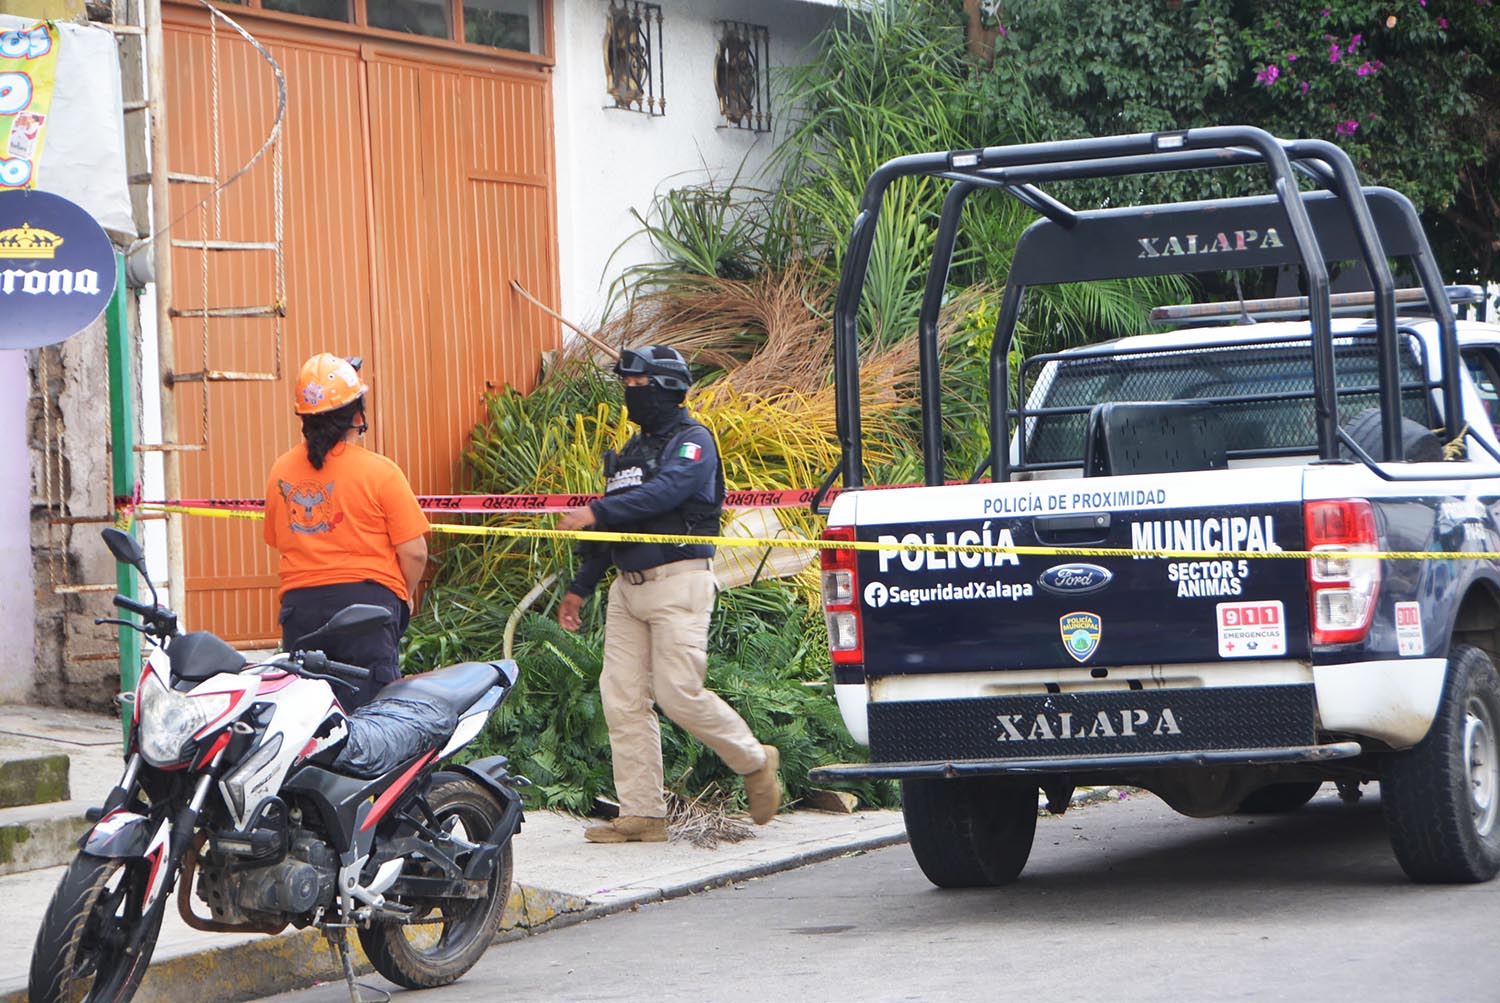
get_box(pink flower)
[1336,119,1360,136]
[1357,61,1377,76]
[1419,0,1426,5]
[1288,52,1299,62]
[1256,64,1281,85]
[1347,33,1362,54]
[1329,42,1341,63]
[996,24,1008,36]
[1300,81,1310,95]
[1438,16,1448,26]
[1320,7,1331,16]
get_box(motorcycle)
[29,528,526,1003]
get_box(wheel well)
[1452,581,1500,665]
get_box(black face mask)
[624,385,681,434]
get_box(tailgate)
[847,468,1309,675]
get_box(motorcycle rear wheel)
[358,774,513,989]
[29,852,167,1003]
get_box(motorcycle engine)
[198,831,338,926]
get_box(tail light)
[1305,498,1380,645]
[820,525,863,665]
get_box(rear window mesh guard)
[1016,330,1438,470]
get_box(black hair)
[301,399,364,470]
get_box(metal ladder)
[114,0,286,608]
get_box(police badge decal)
[1059,611,1102,663]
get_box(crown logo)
[0,222,64,260]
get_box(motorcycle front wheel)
[29,852,167,1003]
[358,774,513,989]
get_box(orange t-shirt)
[263,441,430,603]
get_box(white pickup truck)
[808,126,1500,888]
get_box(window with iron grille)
[604,0,664,116]
[715,20,769,132]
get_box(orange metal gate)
[162,6,559,644]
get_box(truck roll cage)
[823,126,1476,508]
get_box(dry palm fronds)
[578,263,834,396]
[665,787,755,848]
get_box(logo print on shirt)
[605,466,644,494]
[279,479,343,535]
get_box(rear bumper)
[807,740,1363,782]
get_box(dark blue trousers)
[279,580,410,712]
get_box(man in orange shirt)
[264,353,430,709]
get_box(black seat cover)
[368,661,501,716]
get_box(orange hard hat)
[294,353,368,414]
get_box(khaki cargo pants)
[601,559,766,818]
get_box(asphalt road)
[264,788,1500,1003]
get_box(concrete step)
[0,705,124,878]
[0,753,69,808]
[0,797,91,876]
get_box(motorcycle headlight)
[136,671,233,767]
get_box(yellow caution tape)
[135,503,1500,562]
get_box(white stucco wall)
[551,0,837,328]
[0,350,35,703]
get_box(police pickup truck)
[808,127,1500,888]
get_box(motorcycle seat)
[367,661,501,716]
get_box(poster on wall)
[0,22,59,190]
[0,188,116,348]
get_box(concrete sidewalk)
[0,705,911,1003]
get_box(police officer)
[557,346,780,843]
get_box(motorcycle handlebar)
[325,659,371,680]
[112,594,156,618]
[296,651,371,680]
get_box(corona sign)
[0,188,115,348]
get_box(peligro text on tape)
[118,486,841,515]
[131,503,1500,562]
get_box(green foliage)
[979,0,1500,283]
[775,1,974,346]
[452,584,895,814]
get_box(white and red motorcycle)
[29,528,525,1002]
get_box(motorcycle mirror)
[293,603,393,651]
[101,527,146,569]
[100,528,160,607]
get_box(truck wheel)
[1235,781,1323,814]
[1381,644,1500,883]
[901,777,1037,888]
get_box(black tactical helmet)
[613,345,692,392]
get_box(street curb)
[0,831,908,1003]
[0,882,591,1003]
[527,826,912,924]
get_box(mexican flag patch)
[679,442,703,461]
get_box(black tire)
[901,777,1038,889]
[1236,781,1323,814]
[1381,644,1500,883]
[358,774,513,989]
[29,852,168,1003]
[1342,407,1445,462]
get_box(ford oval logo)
[1038,563,1114,596]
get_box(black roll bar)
[828,126,1465,500]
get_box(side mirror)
[102,527,160,608]
[292,603,393,651]
[101,527,147,571]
